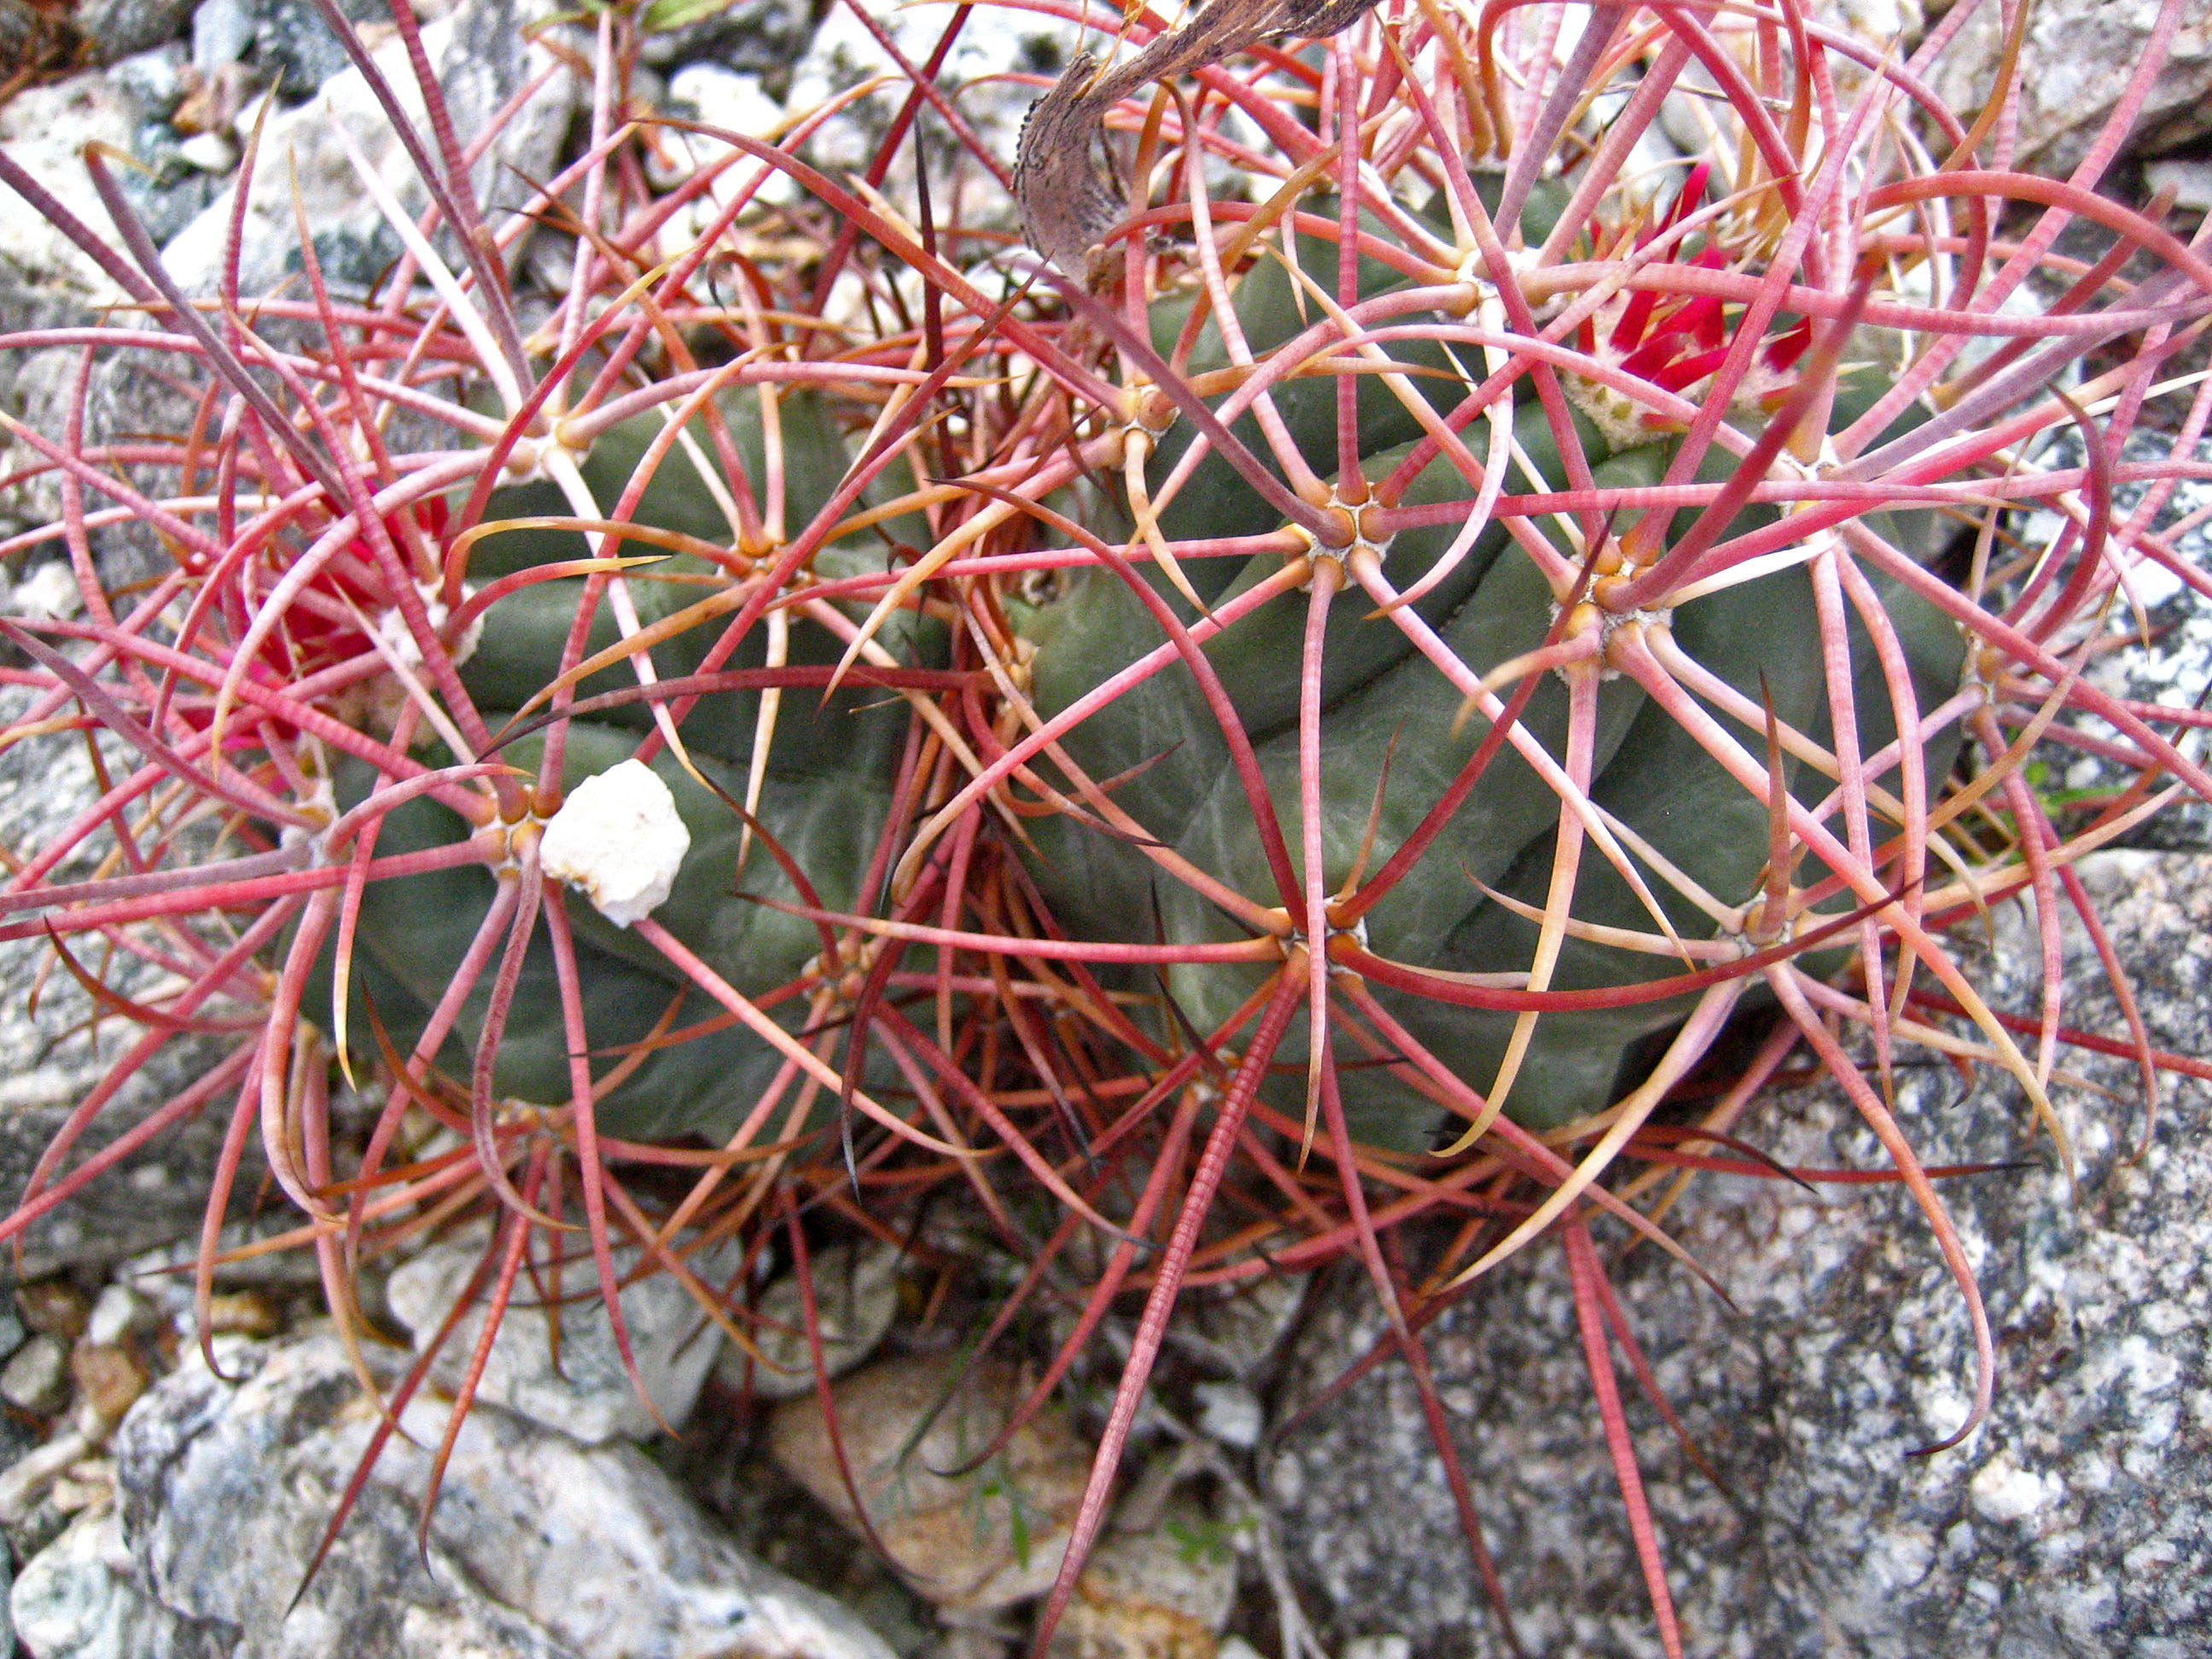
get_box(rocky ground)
[2,0,2210,1656]
[1272,847,2212,1659]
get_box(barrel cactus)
[1008,212,1967,1145]
[981,0,2212,1644]
[323,393,938,1144]
[0,0,2207,1653]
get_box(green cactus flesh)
[1012,247,1966,1144]
[319,395,936,1144]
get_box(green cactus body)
[1014,253,1966,1144]
[320,394,938,1144]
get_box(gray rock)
[0,0,572,557]
[12,1505,154,1659]
[103,40,191,118]
[434,0,579,220]
[253,0,386,102]
[1268,848,2212,1658]
[252,0,352,99]
[12,1331,900,1658]
[0,684,251,1279]
[2,330,210,587]
[1167,1271,1309,1380]
[72,0,194,61]
[189,0,253,73]
[119,125,223,241]
[782,0,1068,234]
[2,0,181,67]
[635,0,812,79]
[5,349,112,544]
[158,0,579,299]
[2,1335,71,1415]
[0,60,214,538]
[1924,0,2212,178]
[0,68,148,334]
[713,1238,901,1402]
[384,1226,735,1444]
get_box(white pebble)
[177,131,240,174]
[2144,158,2212,216]
[10,561,84,621]
[85,1285,151,1349]
[537,760,690,928]
[1,1334,69,1413]
[0,1429,93,1523]
[1970,1457,2063,1524]
[1194,1379,1263,1449]
[190,0,253,73]
[667,63,783,140]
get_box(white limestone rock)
[648,61,801,230]
[11,1506,152,1659]
[2145,156,2212,217]
[188,0,251,73]
[7,561,85,623]
[383,1225,731,1443]
[0,68,146,323]
[713,1237,901,1401]
[782,0,1066,235]
[537,758,690,928]
[10,1332,899,1659]
[1924,0,2212,178]
[158,0,580,298]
